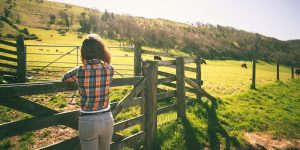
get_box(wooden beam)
[158,71,175,77]
[157,76,176,84]
[40,136,80,150]
[141,49,177,58]
[112,79,145,117]
[157,60,176,66]
[184,58,196,64]
[0,97,58,117]
[157,91,176,101]
[184,77,216,102]
[0,110,78,140]
[157,104,176,115]
[114,115,143,132]
[111,132,143,150]
[0,77,144,97]
[176,57,186,119]
[134,42,142,76]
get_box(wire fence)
[25,45,135,81]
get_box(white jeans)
[79,112,114,150]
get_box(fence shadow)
[182,117,205,149]
[194,99,241,150]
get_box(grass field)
[0,27,299,149]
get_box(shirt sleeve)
[61,67,78,82]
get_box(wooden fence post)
[16,36,26,83]
[196,55,202,101]
[134,41,142,76]
[251,59,256,89]
[277,62,280,81]
[176,57,186,119]
[291,64,294,79]
[142,60,158,150]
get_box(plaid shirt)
[62,63,114,112]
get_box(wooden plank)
[141,49,177,58]
[112,79,145,117]
[0,71,16,76]
[251,60,256,89]
[0,55,17,62]
[157,91,176,101]
[111,132,143,150]
[292,64,294,79]
[184,57,196,64]
[157,76,176,84]
[176,57,186,119]
[16,36,26,82]
[0,63,17,70]
[158,71,175,77]
[157,104,176,115]
[142,61,158,150]
[0,110,79,140]
[0,97,58,117]
[0,77,144,97]
[114,115,143,132]
[196,55,202,100]
[40,136,80,150]
[0,48,17,55]
[157,60,176,66]
[277,62,280,81]
[166,65,196,72]
[161,82,195,93]
[184,77,216,102]
[134,42,142,76]
[0,40,16,47]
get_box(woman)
[62,34,114,150]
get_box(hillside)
[0,0,300,65]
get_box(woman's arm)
[61,67,78,82]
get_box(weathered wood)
[134,41,142,76]
[185,77,216,102]
[161,82,195,93]
[0,48,17,55]
[292,64,294,79]
[157,60,176,66]
[166,65,196,72]
[0,77,144,97]
[184,57,197,64]
[157,104,176,115]
[157,76,176,84]
[0,110,78,140]
[196,55,202,100]
[0,55,17,62]
[158,71,175,77]
[142,61,158,150]
[277,62,280,81]
[114,115,143,132]
[176,57,186,119]
[111,132,143,150]
[40,136,80,150]
[141,49,177,58]
[0,39,16,47]
[157,91,176,101]
[0,97,58,117]
[0,63,17,70]
[0,71,16,76]
[251,60,256,89]
[16,36,26,82]
[112,79,145,117]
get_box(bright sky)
[49,0,300,41]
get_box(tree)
[58,10,74,31]
[47,14,56,29]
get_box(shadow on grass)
[182,117,205,149]
[198,99,241,150]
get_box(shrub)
[21,28,29,35]
[57,28,67,35]
[6,34,15,39]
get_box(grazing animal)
[201,59,207,65]
[241,62,247,69]
[296,68,300,76]
[38,48,43,51]
[56,49,58,52]
[50,35,53,37]
[125,54,128,57]
[36,39,42,41]
[154,56,162,61]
